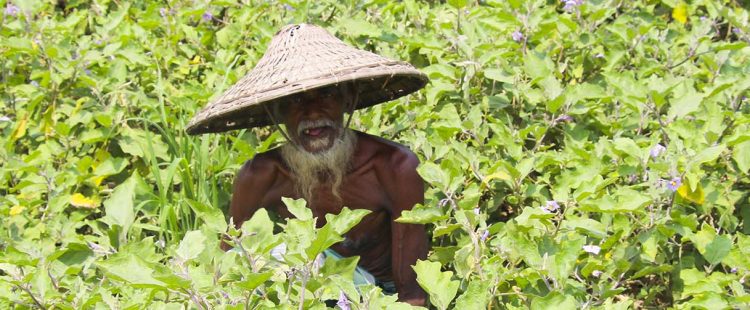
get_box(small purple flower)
[595,53,605,58]
[731,267,738,273]
[4,3,19,17]
[582,244,601,255]
[473,207,481,215]
[650,144,666,158]
[85,69,92,76]
[563,0,583,12]
[700,16,708,21]
[31,81,39,87]
[592,270,603,277]
[511,30,524,42]
[480,230,490,241]
[202,11,213,22]
[555,114,573,123]
[159,8,168,17]
[733,28,742,35]
[283,4,295,11]
[336,291,350,310]
[667,177,681,191]
[543,200,560,213]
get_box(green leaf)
[325,207,371,235]
[321,255,360,279]
[283,219,315,263]
[613,138,642,160]
[176,230,207,261]
[240,208,281,254]
[531,292,577,310]
[338,18,381,37]
[417,162,448,189]
[96,255,165,288]
[447,0,469,8]
[703,235,731,265]
[484,69,514,84]
[153,265,191,290]
[236,271,273,291]
[688,292,729,309]
[413,260,459,310]
[524,52,553,82]
[306,223,343,258]
[734,141,750,174]
[282,197,312,221]
[552,237,585,283]
[691,145,726,166]
[93,156,127,177]
[454,280,491,309]
[668,86,703,119]
[56,243,94,267]
[186,199,227,234]
[103,174,136,237]
[395,204,448,224]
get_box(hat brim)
[185,64,427,135]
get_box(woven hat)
[186,23,428,135]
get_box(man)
[186,24,429,305]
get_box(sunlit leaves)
[1,0,749,308]
[176,230,207,261]
[413,260,459,310]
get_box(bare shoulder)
[356,131,420,171]
[234,148,285,188]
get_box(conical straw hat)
[186,23,428,135]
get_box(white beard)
[280,129,356,203]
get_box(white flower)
[582,244,601,255]
[592,270,603,277]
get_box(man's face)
[280,87,347,153]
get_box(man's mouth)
[303,126,331,137]
[298,119,336,139]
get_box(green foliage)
[2,0,750,308]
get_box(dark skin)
[223,89,429,305]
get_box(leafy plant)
[2,0,749,308]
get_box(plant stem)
[298,264,311,310]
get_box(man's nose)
[300,101,325,118]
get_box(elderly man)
[186,24,429,305]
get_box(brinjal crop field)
[1,0,750,308]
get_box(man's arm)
[386,149,429,306]
[221,156,277,251]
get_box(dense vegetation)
[2,0,749,308]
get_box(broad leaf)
[413,260,459,310]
